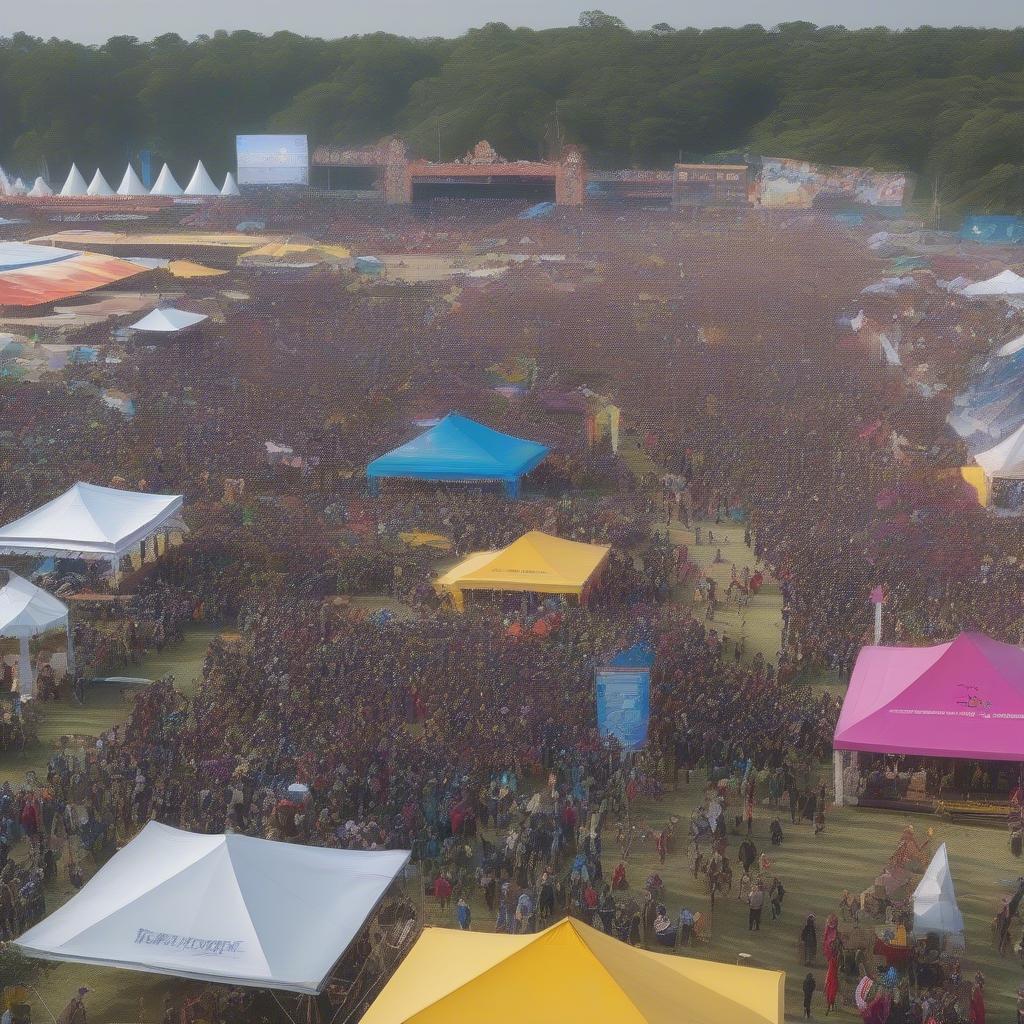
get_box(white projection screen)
[235,135,309,186]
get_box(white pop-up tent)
[912,843,965,946]
[0,482,183,577]
[27,177,52,198]
[975,421,1024,480]
[962,270,1024,297]
[221,172,240,197]
[184,161,219,196]
[59,164,89,197]
[0,572,72,699]
[16,822,410,994]
[129,307,208,333]
[87,169,114,196]
[150,164,183,197]
[117,164,148,196]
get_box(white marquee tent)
[0,482,183,576]
[27,177,52,198]
[962,270,1024,297]
[912,843,965,945]
[150,164,183,197]
[184,160,219,196]
[16,822,410,994]
[221,172,240,197]
[975,421,1024,480]
[59,164,89,197]
[87,169,114,196]
[0,572,71,700]
[117,164,148,196]
[129,308,208,333]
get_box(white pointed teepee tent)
[87,169,114,196]
[150,163,183,196]
[184,160,219,196]
[11,178,27,195]
[221,172,240,197]
[912,843,965,945]
[962,269,1024,297]
[117,164,148,196]
[28,177,52,197]
[60,163,89,197]
[0,166,11,196]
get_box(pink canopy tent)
[834,632,1024,761]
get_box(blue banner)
[596,667,650,751]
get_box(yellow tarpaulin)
[434,530,609,611]
[960,465,990,507]
[30,230,273,249]
[238,241,351,266]
[165,259,228,278]
[399,530,452,551]
[361,918,785,1024]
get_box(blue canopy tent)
[366,413,549,498]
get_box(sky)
[4,0,1022,44]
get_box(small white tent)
[0,572,71,700]
[962,269,1024,297]
[221,172,240,197]
[150,163,183,197]
[129,308,208,332]
[184,160,219,196]
[995,332,1024,358]
[117,164,148,196]
[27,177,53,197]
[87,169,114,196]
[912,843,965,945]
[975,422,1024,479]
[11,178,27,195]
[15,822,410,994]
[59,164,89,197]
[0,166,11,196]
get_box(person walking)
[748,883,765,931]
[802,972,816,1019]
[801,914,818,965]
[456,896,471,930]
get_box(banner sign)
[596,666,650,750]
[758,156,908,209]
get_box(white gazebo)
[129,308,208,333]
[16,821,410,994]
[0,483,183,580]
[0,572,72,699]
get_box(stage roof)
[16,822,410,994]
[834,632,1024,760]
[361,917,784,1024]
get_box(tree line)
[2,17,1024,213]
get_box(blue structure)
[597,642,654,751]
[366,413,549,498]
[960,216,1024,245]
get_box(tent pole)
[65,616,76,677]
[833,750,844,806]
[18,635,33,700]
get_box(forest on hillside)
[3,16,1024,213]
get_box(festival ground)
[5,526,1020,1023]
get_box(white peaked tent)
[87,169,114,196]
[60,164,89,197]
[975,421,1024,479]
[912,844,965,945]
[0,482,183,577]
[27,177,53,197]
[11,178,27,195]
[995,332,1024,358]
[0,166,11,196]
[151,163,183,196]
[0,572,71,700]
[221,172,240,197]
[962,269,1024,297]
[184,160,219,196]
[16,822,410,994]
[129,307,208,332]
[117,164,148,196]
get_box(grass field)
[9,531,1024,1021]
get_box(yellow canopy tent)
[434,530,609,611]
[165,259,228,279]
[361,917,785,1024]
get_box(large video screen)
[235,135,309,186]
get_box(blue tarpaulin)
[366,413,549,498]
[519,202,555,220]
[960,216,1024,245]
[608,641,655,668]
